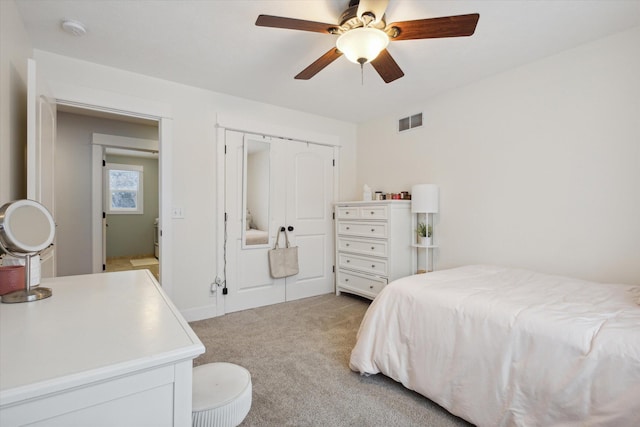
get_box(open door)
[26,58,57,278]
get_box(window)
[105,163,144,214]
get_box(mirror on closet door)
[242,137,271,248]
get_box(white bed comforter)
[245,228,269,245]
[349,265,640,426]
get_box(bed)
[349,265,640,426]
[245,228,268,245]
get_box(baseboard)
[180,303,218,322]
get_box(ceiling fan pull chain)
[360,62,364,85]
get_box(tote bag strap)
[273,227,283,249]
[283,229,291,248]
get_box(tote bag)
[268,228,299,279]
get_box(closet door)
[283,142,335,301]
[224,131,285,313]
[224,132,335,313]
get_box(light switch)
[172,207,184,219]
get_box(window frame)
[105,163,144,215]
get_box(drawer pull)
[371,246,375,250]
[371,228,375,232]
[346,211,350,215]
[369,285,374,289]
[370,211,374,215]
[346,243,350,247]
[345,278,349,282]
[371,264,376,268]
[346,260,350,263]
[346,226,350,230]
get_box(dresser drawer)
[336,206,359,219]
[337,269,387,298]
[335,205,388,220]
[338,253,388,276]
[337,221,387,238]
[337,237,387,257]
[358,205,387,220]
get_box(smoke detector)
[61,20,87,36]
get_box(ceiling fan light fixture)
[336,27,389,64]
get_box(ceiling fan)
[255,0,479,83]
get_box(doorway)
[31,65,174,296]
[102,147,160,280]
[54,107,159,278]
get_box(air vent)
[398,113,423,133]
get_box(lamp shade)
[336,27,389,64]
[411,184,439,213]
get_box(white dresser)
[335,201,414,300]
[0,270,205,427]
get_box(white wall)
[357,26,640,285]
[0,0,32,203]
[35,50,358,316]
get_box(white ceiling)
[15,0,640,123]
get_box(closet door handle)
[288,226,294,232]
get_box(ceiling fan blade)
[295,48,343,80]
[370,49,404,83]
[255,15,336,34]
[357,0,389,24]
[388,13,480,41]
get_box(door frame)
[216,114,341,316]
[46,83,174,297]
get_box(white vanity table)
[0,270,205,427]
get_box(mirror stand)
[1,253,52,304]
[0,199,56,304]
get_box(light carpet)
[190,293,472,427]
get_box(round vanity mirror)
[0,199,54,303]
[0,199,55,253]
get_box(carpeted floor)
[190,293,473,427]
